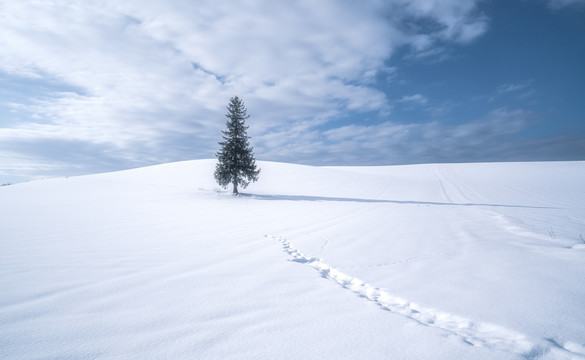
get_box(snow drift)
[1,160,584,359]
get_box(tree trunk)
[232,181,238,195]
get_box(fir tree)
[214,96,260,194]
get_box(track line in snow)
[338,250,464,270]
[432,165,474,204]
[268,234,585,359]
[311,236,329,257]
[431,165,453,203]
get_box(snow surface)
[1,160,584,359]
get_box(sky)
[1,0,584,183]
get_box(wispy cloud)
[498,83,528,94]
[544,0,585,9]
[491,81,535,103]
[268,107,583,165]
[398,94,428,105]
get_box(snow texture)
[1,160,584,359]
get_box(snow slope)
[1,160,584,359]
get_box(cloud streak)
[545,0,585,9]
[278,108,533,165]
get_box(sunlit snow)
[1,160,584,359]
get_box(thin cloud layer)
[545,0,585,9]
[286,108,533,165]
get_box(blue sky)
[1,0,584,183]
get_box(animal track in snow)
[268,234,585,359]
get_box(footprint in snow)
[267,234,585,359]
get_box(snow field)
[1,159,584,359]
[270,234,533,355]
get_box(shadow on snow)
[240,193,554,209]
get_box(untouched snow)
[1,160,584,359]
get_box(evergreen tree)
[214,96,260,194]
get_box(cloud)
[491,81,536,103]
[387,0,489,61]
[260,108,553,165]
[498,83,528,94]
[398,94,428,105]
[545,0,585,9]
[0,0,491,181]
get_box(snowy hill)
[1,160,585,359]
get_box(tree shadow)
[240,193,555,209]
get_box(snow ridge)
[269,234,540,357]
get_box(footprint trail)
[268,234,585,359]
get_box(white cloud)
[258,108,533,165]
[398,94,428,105]
[0,0,490,180]
[493,81,535,102]
[389,0,489,45]
[498,83,527,94]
